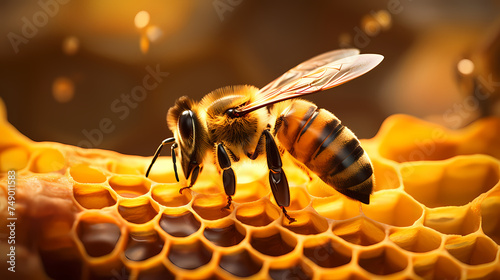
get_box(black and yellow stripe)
[275,99,373,204]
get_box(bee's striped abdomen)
[275,100,373,204]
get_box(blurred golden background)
[0,0,499,156]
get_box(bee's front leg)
[216,143,236,210]
[263,130,296,224]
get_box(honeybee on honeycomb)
[146,49,383,222]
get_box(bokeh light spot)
[52,77,75,103]
[62,36,79,55]
[457,59,474,75]
[135,11,150,29]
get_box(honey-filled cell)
[124,230,164,262]
[282,210,329,235]
[203,222,246,247]
[76,217,122,258]
[249,228,297,257]
[118,197,159,225]
[218,249,262,278]
[235,199,281,227]
[73,183,116,209]
[269,261,312,280]
[167,239,213,270]
[159,210,201,237]
[192,194,232,221]
[109,175,151,198]
[303,236,352,268]
[151,183,192,207]
[136,264,175,280]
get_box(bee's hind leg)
[217,143,236,210]
[263,130,296,224]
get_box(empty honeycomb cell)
[232,180,270,204]
[362,190,423,227]
[389,227,442,253]
[70,164,107,183]
[282,211,328,235]
[445,235,498,266]
[151,183,192,207]
[249,228,297,257]
[303,237,352,268]
[192,194,231,220]
[413,254,463,280]
[124,230,164,262]
[76,216,122,258]
[402,156,500,208]
[219,249,262,277]
[481,194,500,244]
[269,262,312,280]
[167,239,212,270]
[376,115,457,162]
[358,246,408,275]
[30,148,66,173]
[332,217,386,246]
[371,158,401,191]
[73,183,116,209]
[118,197,159,224]
[235,199,281,227]
[0,145,29,172]
[311,196,361,220]
[109,175,151,198]
[136,264,175,280]
[203,222,246,247]
[424,205,479,235]
[159,210,201,237]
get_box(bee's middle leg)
[263,130,296,224]
[217,143,236,210]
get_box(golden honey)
[0,99,499,279]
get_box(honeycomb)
[1,99,500,279]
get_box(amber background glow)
[0,0,499,155]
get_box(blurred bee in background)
[456,20,500,123]
[146,49,383,223]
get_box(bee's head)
[167,96,208,186]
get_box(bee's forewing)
[235,50,383,115]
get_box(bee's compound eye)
[178,110,195,141]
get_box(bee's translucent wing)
[235,49,383,115]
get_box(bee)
[146,48,383,223]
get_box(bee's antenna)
[145,137,176,178]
